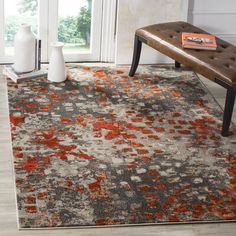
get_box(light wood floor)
[0,67,236,236]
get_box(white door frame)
[39,0,49,63]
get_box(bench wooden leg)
[129,35,142,77]
[222,88,236,136]
[175,61,181,68]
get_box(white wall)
[115,0,188,64]
[188,0,236,46]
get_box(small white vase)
[48,42,66,83]
[13,24,36,73]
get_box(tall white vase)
[48,42,66,83]
[14,24,36,73]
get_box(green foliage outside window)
[18,0,38,15]
[5,0,92,48]
[76,6,91,47]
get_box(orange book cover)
[182,32,217,50]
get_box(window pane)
[58,0,92,54]
[4,0,38,55]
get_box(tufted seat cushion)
[136,21,236,87]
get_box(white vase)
[48,42,66,83]
[13,24,36,73]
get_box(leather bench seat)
[136,21,236,87]
[129,21,236,136]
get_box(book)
[34,39,41,70]
[3,65,48,83]
[37,39,41,70]
[182,32,217,50]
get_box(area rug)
[7,64,236,229]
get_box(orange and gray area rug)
[7,64,236,228]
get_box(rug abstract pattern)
[7,65,236,228]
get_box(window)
[5,0,38,56]
[58,0,91,54]
[0,0,103,63]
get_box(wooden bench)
[129,21,236,137]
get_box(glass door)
[50,0,103,62]
[0,0,39,63]
[0,0,103,63]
